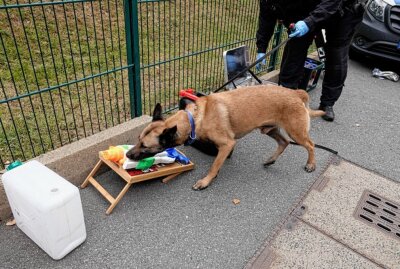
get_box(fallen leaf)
[232,198,240,205]
[6,218,16,226]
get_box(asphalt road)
[1,57,399,269]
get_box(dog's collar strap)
[185,110,196,146]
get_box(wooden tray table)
[81,151,194,214]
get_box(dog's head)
[126,103,182,161]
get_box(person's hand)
[256,53,266,71]
[289,21,309,38]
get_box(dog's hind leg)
[192,139,236,190]
[296,137,316,172]
[284,123,316,173]
[262,127,289,167]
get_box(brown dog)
[126,85,325,190]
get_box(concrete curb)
[260,69,280,83]
[0,115,152,221]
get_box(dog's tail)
[308,109,326,118]
[295,90,326,118]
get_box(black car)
[351,0,400,62]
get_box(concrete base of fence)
[0,115,152,221]
[261,70,280,84]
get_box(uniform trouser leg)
[320,9,363,107]
[279,33,315,89]
[319,46,349,107]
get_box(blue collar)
[184,110,196,146]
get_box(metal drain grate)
[354,190,400,241]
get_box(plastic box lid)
[3,160,79,212]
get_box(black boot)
[319,105,335,122]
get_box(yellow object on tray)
[100,145,132,166]
[101,146,124,162]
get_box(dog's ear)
[159,125,178,148]
[152,103,163,122]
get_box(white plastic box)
[2,160,86,260]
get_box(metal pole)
[268,23,284,72]
[124,0,142,118]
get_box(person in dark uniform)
[256,0,365,121]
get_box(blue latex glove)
[289,21,309,38]
[256,53,266,71]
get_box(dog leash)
[213,31,338,155]
[187,26,339,156]
[212,37,339,155]
[289,141,338,155]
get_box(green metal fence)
[0,0,286,169]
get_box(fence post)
[124,0,142,117]
[268,23,284,72]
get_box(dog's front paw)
[192,179,209,191]
[263,159,275,167]
[304,163,316,173]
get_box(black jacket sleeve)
[256,0,277,53]
[303,0,343,32]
